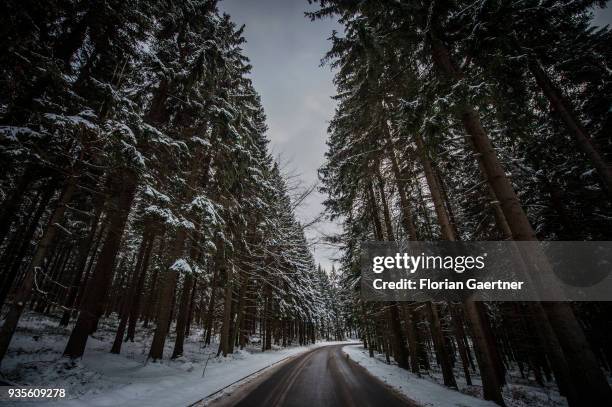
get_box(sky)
[593,4,612,26]
[219,0,612,272]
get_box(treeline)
[311,1,612,406]
[0,0,339,366]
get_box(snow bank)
[50,342,335,407]
[342,344,565,407]
[1,312,349,407]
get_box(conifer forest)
[0,1,611,406]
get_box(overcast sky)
[219,0,612,272]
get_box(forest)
[1,0,611,406]
[0,0,344,374]
[311,0,612,406]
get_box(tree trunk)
[430,36,612,406]
[184,277,198,337]
[232,272,247,349]
[375,168,395,241]
[427,302,457,388]
[403,304,421,374]
[0,165,39,247]
[110,229,151,354]
[384,132,418,239]
[143,234,165,328]
[203,268,219,346]
[0,187,43,279]
[75,216,107,310]
[59,202,103,326]
[262,284,272,351]
[362,305,375,358]
[148,231,185,361]
[388,303,409,369]
[0,181,55,307]
[110,286,132,354]
[528,58,612,197]
[487,180,578,402]
[0,176,76,366]
[126,230,156,341]
[63,171,137,359]
[450,304,472,385]
[172,273,194,358]
[464,300,505,404]
[149,133,209,359]
[413,95,506,402]
[367,182,384,240]
[414,132,455,240]
[373,168,411,369]
[219,263,233,357]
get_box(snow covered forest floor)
[0,312,347,407]
[0,312,588,407]
[343,345,569,407]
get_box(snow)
[343,344,496,407]
[186,196,223,225]
[142,185,171,204]
[170,258,192,273]
[342,345,568,407]
[0,126,41,141]
[44,113,97,130]
[144,205,195,230]
[1,313,349,407]
[191,136,211,147]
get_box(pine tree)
[311,1,612,405]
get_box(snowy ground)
[342,344,569,407]
[0,312,572,407]
[0,312,349,407]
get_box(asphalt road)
[211,344,415,407]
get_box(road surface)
[208,344,415,407]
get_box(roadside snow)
[342,344,566,407]
[343,344,495,407]
[1,312,349,407]
[50,342,341,407]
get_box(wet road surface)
[211,344,415,407]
